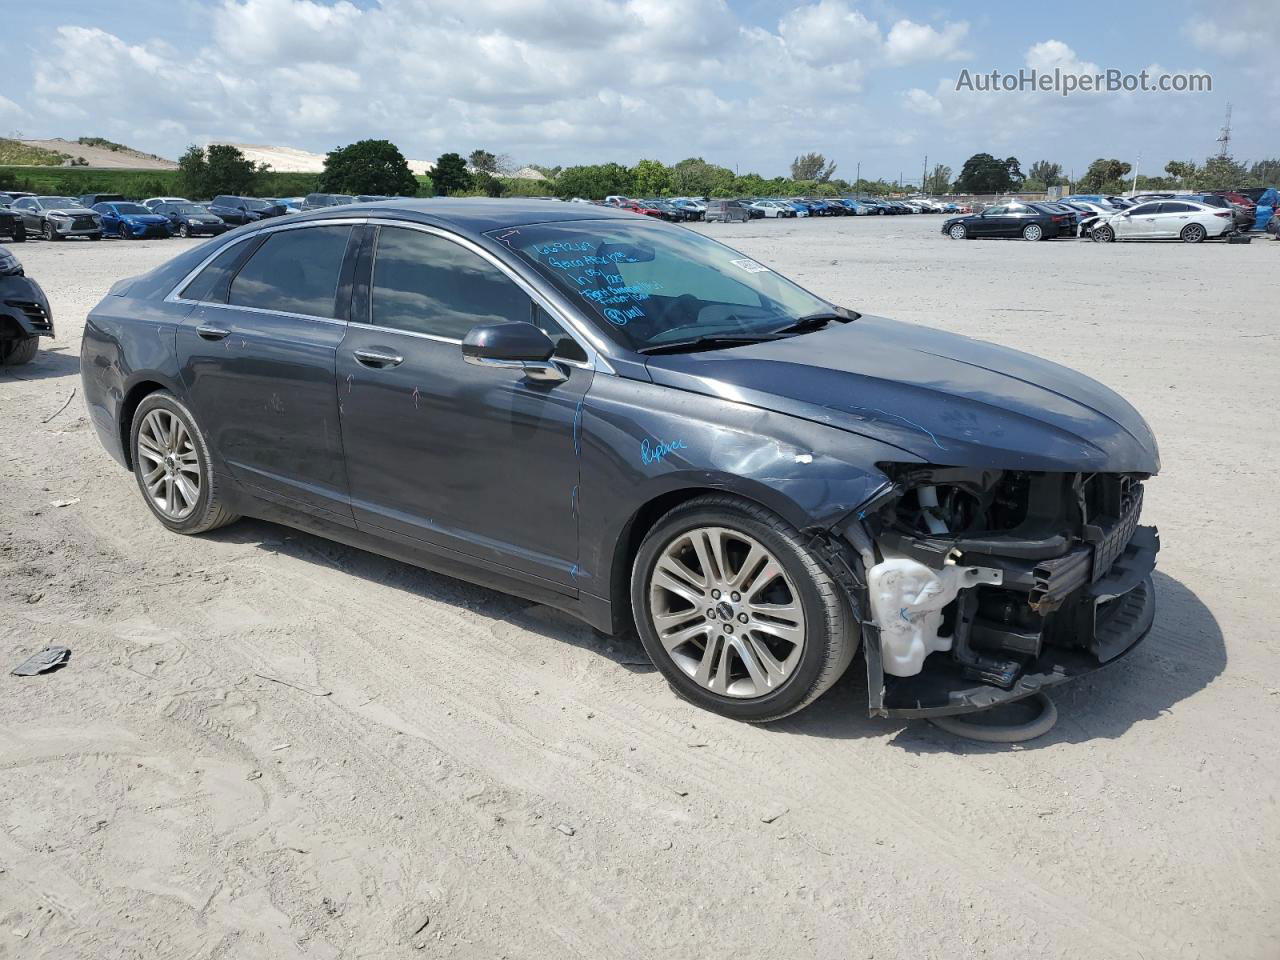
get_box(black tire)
[43,221,61,241]
[89,232,101,240]
[630,494,857,723]
[128,390,240,535]
[0,335,39,366]
[1092,224,1114,243]
[1022,223,1044,241]
[10,227,24,242]
[948,223,967,239]
[1180,223,1206,244]
[179,223,190,238]
[119,224,132,240]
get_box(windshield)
[243,198,274,210]
[114,203,151,214]
[39,197,78,209]
[489,218,834,352]
[171,204,204,214]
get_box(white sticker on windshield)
[729,258,770,274]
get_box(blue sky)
[3,0,1274,181]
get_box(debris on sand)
[11,645,71,676]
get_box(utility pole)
[922,155,928,195]
[1131,152,1140,196]
[1216,103,1232,157]
[855,160,861,194]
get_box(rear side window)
[1159,202,1195,213]
[180,241,251,302]
[369,226,531,339]
[228,226,353,318]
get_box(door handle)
[196,324,230,340]
[354,349,404,368]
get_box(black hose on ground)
[928,691,1058,743]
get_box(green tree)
[472,171,505,197]
[1078,158,1132,193]
[431,152,472,195]
[924,163,952,194]
[790,152,837,182]
[1028,160,1063,186]
[1249,158,1280,186]
[320,139,418,196]
[631,158,671,196]
[468,149,498,175]
[1198,154,1249,191]
[1164,159,1198,187]
[954,153,1016,193]
[177,145,210,198]
[670,157,734,196]
[177,143,265,198]
[553,163,634,200]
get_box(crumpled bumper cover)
[861,525,1159,719]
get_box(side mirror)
[462,322,566,383]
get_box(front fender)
[576,373,919,606]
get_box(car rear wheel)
[1181,223,1206,243]
[1022,223,1044,241]
[129,391,239,535]
[0,335,38,366]
[631,495,856,723]
[1092,224,1115,243]
[948,223,967,239]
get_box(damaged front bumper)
[837,468,1159,718]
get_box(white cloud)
[884,19,970,65]
[902,88,942,116]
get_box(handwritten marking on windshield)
[640,437,688,465]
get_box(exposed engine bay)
[843,466,1159,717]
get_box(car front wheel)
[179,223,190,238]
[42,221,60,241]
[1092,224,1115,243]
[948,223,967,239]
[631,495,856,723]
[129,391,239,535]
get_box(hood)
[642,315,1160,473]
[47,206,95,216]
[123,213,168,223]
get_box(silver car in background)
[10,196,103,241]
[1091,199,1234,243]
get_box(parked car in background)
[942,200,1074,241]
[1091,199,1234,243]
[704,199,751,222]
[0,191,36,204]
[1185,193,1252,231]
[0,204,25,242]
[10,196,103,241]
[0,244,53,366]
[669,198,704,220]
[301,193,356,211]
[750,200,795,218]
[207,196,285,225]
[94,201,174,240]
[143,197,191,211]
[155,202,228,238]
[80,198,1161,723]
[78,193,127,208]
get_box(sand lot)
[2,215,1278,959]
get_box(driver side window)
[983,205,1008,216]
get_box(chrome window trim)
[363,218,609,373]
[163,215,611,374]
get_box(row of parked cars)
[0,190,401,242]
[594,195,964,223]
[939,189,1277,244]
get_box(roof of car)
[289,197,638,233]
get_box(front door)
[336,224,593,590]
[177,223,357,524]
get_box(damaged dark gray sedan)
[81,200,1159,722]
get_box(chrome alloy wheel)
[647,526,806,698]
[137,408,201,520]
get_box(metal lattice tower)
[1216,103,1232,157]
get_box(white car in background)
[1091,198,1234,243]
[142,196,191,211]
[750,200,795,218]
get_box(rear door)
[335,223,594,589]
[176,222,359,525]
[1152,201,1195,237]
